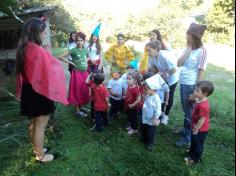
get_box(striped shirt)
[179,47,207,85]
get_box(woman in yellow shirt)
[105,33,134,73]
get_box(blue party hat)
[92,23,101,37]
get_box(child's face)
[112,72,120,79]
[127,76,136,87]
[76,37,85,48]
[193,87,206,100]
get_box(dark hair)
[88,34,101,55]
[69,31,77,43]
[76,32,86,41]
[142,71,154,80]
[127,64,134,69]
[16,17,46,74]
[117,33,124,39]
[148,65,159,74]
[94,73,105,85]
[127,70,140,82]
[152,29,167,50]
[146,40,161,51]
[191,34,203,49]
[196,80,214,97]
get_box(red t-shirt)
[191,100,210,132]
[124,86,142,110]
[89,81,109,111]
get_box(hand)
[164,101,169,106]
[128,104,134,109]
[112,93,118,97]
[98,64,103,70]
[152,118,160,126]
[192,127,198,135]
[108,103,111,107]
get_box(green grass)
[0,49,234,176]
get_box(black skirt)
[20,83,55,117]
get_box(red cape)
[16,42,68,105]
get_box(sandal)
[36,153,54,163]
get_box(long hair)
[16,17,46,74]
[88,34,101,55]
[152,29,168,50]
[191,34,203,49]
[69,31,77,43]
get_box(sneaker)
[161,115,169,125]
[80,107,90,113]
[126,127,132,131]
[175,138,191,147]
[128,129,138,135]
[184,156,195,165]
[76,111,87,118]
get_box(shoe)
[175,138,191,147]
[81,107,90,113]
[184,156,195,165]
[76,111,87,118]
[36,153,54,163]
[128,129,138,135]
[161,115,169,125]
[126,127,132,131]
[146,144,154,151]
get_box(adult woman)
[16,17,68,162]
[140,29,169,73]
[105,33,134,73]
[175,23,207,147]
[87,23,103,73]
[146,40,179,122]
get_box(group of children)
[57,26,215,165]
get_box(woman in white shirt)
[175,23,207,147]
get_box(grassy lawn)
[0,49,234,176]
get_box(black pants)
[95,111,108,132]
[90,101,95,120]
[126,109,138,130]
[140,123,156,146]
[109,97,123,118]
[165,82,178,115]
[189,131,208,162]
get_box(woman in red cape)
[16,17,68,162]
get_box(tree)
[206,0,235,45]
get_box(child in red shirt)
[124,71,142,135]
[184,80,214,164]
[86,72,110,132]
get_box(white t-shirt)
[87,43,100,61]
[107,78,123,100]
[148,50,179,86]
[179,47,207,85]
[142,93,162,126]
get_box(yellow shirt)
[139,47,148,72]
[105,44,134,69]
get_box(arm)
[106,97,111,107]
[193,117,206,134]
[58,51,77,67]
[177,47,192,67]
[129,95,141,108]
[108,88,118,97]
[98,47,103,70]
[85,72,93,84]
[197,69,205,82]
[164,91,169,106]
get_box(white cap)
[145,73,165,90]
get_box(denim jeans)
[95,111,108,132]
[180,84,195,142]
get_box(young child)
[124,71,142,135]
[59,32,90,117]
[184,80,214,164]
[86,72,110,132]
[107,71,123,119]
[148,66,170,125]
[120,65,135,95]
[140,74,163,150]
